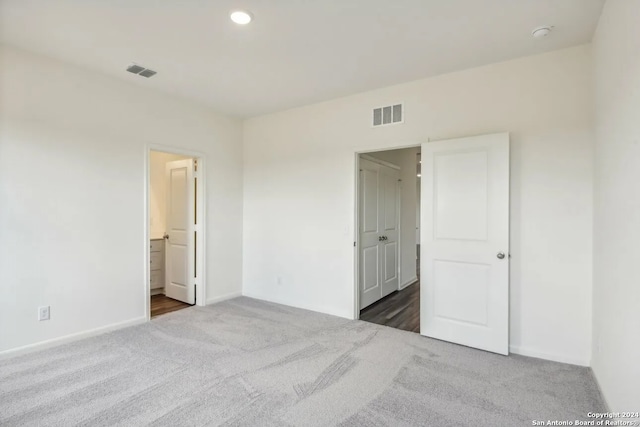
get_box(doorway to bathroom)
[148,148,204,318]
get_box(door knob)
[378,236,383,241]
[497,252,505,259]
[383,236,388,241]
[163,233,169,240]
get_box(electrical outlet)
[38,306,50,321]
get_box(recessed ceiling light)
[532,26,553,38]
[230,10,252,25]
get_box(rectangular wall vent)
[126,63,158,78]
[138,69,157,78]
[373,104,403,127]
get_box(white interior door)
[420,133,510,355]
[359,158,400,310]
[165,159,195,304]
[380,166,400,298]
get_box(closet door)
[359,159,400,309]
[380,166,400,298]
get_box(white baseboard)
[591,368,612,412]
[399,276,418,290]
[242,291,352,320]
[206,291,242,305]
[0,316,147,360]
[509,345,590,367]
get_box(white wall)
[366,147,420,288]
[0,45,243,353]
[591,0,640,411]
[149,151,189,239]
[243,45,594,365]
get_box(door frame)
[353,143,421,319]
[144,144,207,320]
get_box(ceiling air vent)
[126,63,157,78]
[373,104,403,127]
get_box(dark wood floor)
[150,294,191,318]
[360,280,420,333]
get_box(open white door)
[420,133,509,355]
[165,159,196,305]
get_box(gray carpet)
[0,297,605,426]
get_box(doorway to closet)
[357,147,421,332]
[148,149,200,318]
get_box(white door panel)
[433,260,490,326]
[421,133,509,355]
[383,174,398,231]
[165,159,195,305]
[381,241,398,297]
[361,169,379,233]
[359,160,381,309]
[380,168,399,297]
[434,150,488,241]
[362,246,379,291]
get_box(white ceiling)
[0,0,604,118]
